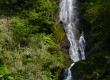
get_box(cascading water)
[59,0,86,80]
[64,63,75,80]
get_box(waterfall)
[59,0,86,80]
[64,63,75,80]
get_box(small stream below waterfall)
[59,0,86,80]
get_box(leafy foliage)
[0,0,67,79]
[76,0,110,80]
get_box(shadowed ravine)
[59,0,86,80]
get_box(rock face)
[58,21,70,55]
[60,37,70,54]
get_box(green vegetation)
[2,0,110,79]
[76,0,110,80]
[0,0,68,80]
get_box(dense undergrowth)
[1,0,110,80]
[0,0,69,80]
[75,0,110,80]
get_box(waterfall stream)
[59,0,86,80]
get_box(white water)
[64,63,75,80]
[59,0,86,80]
[79,32,86,60]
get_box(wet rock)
[60,37,70,54]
